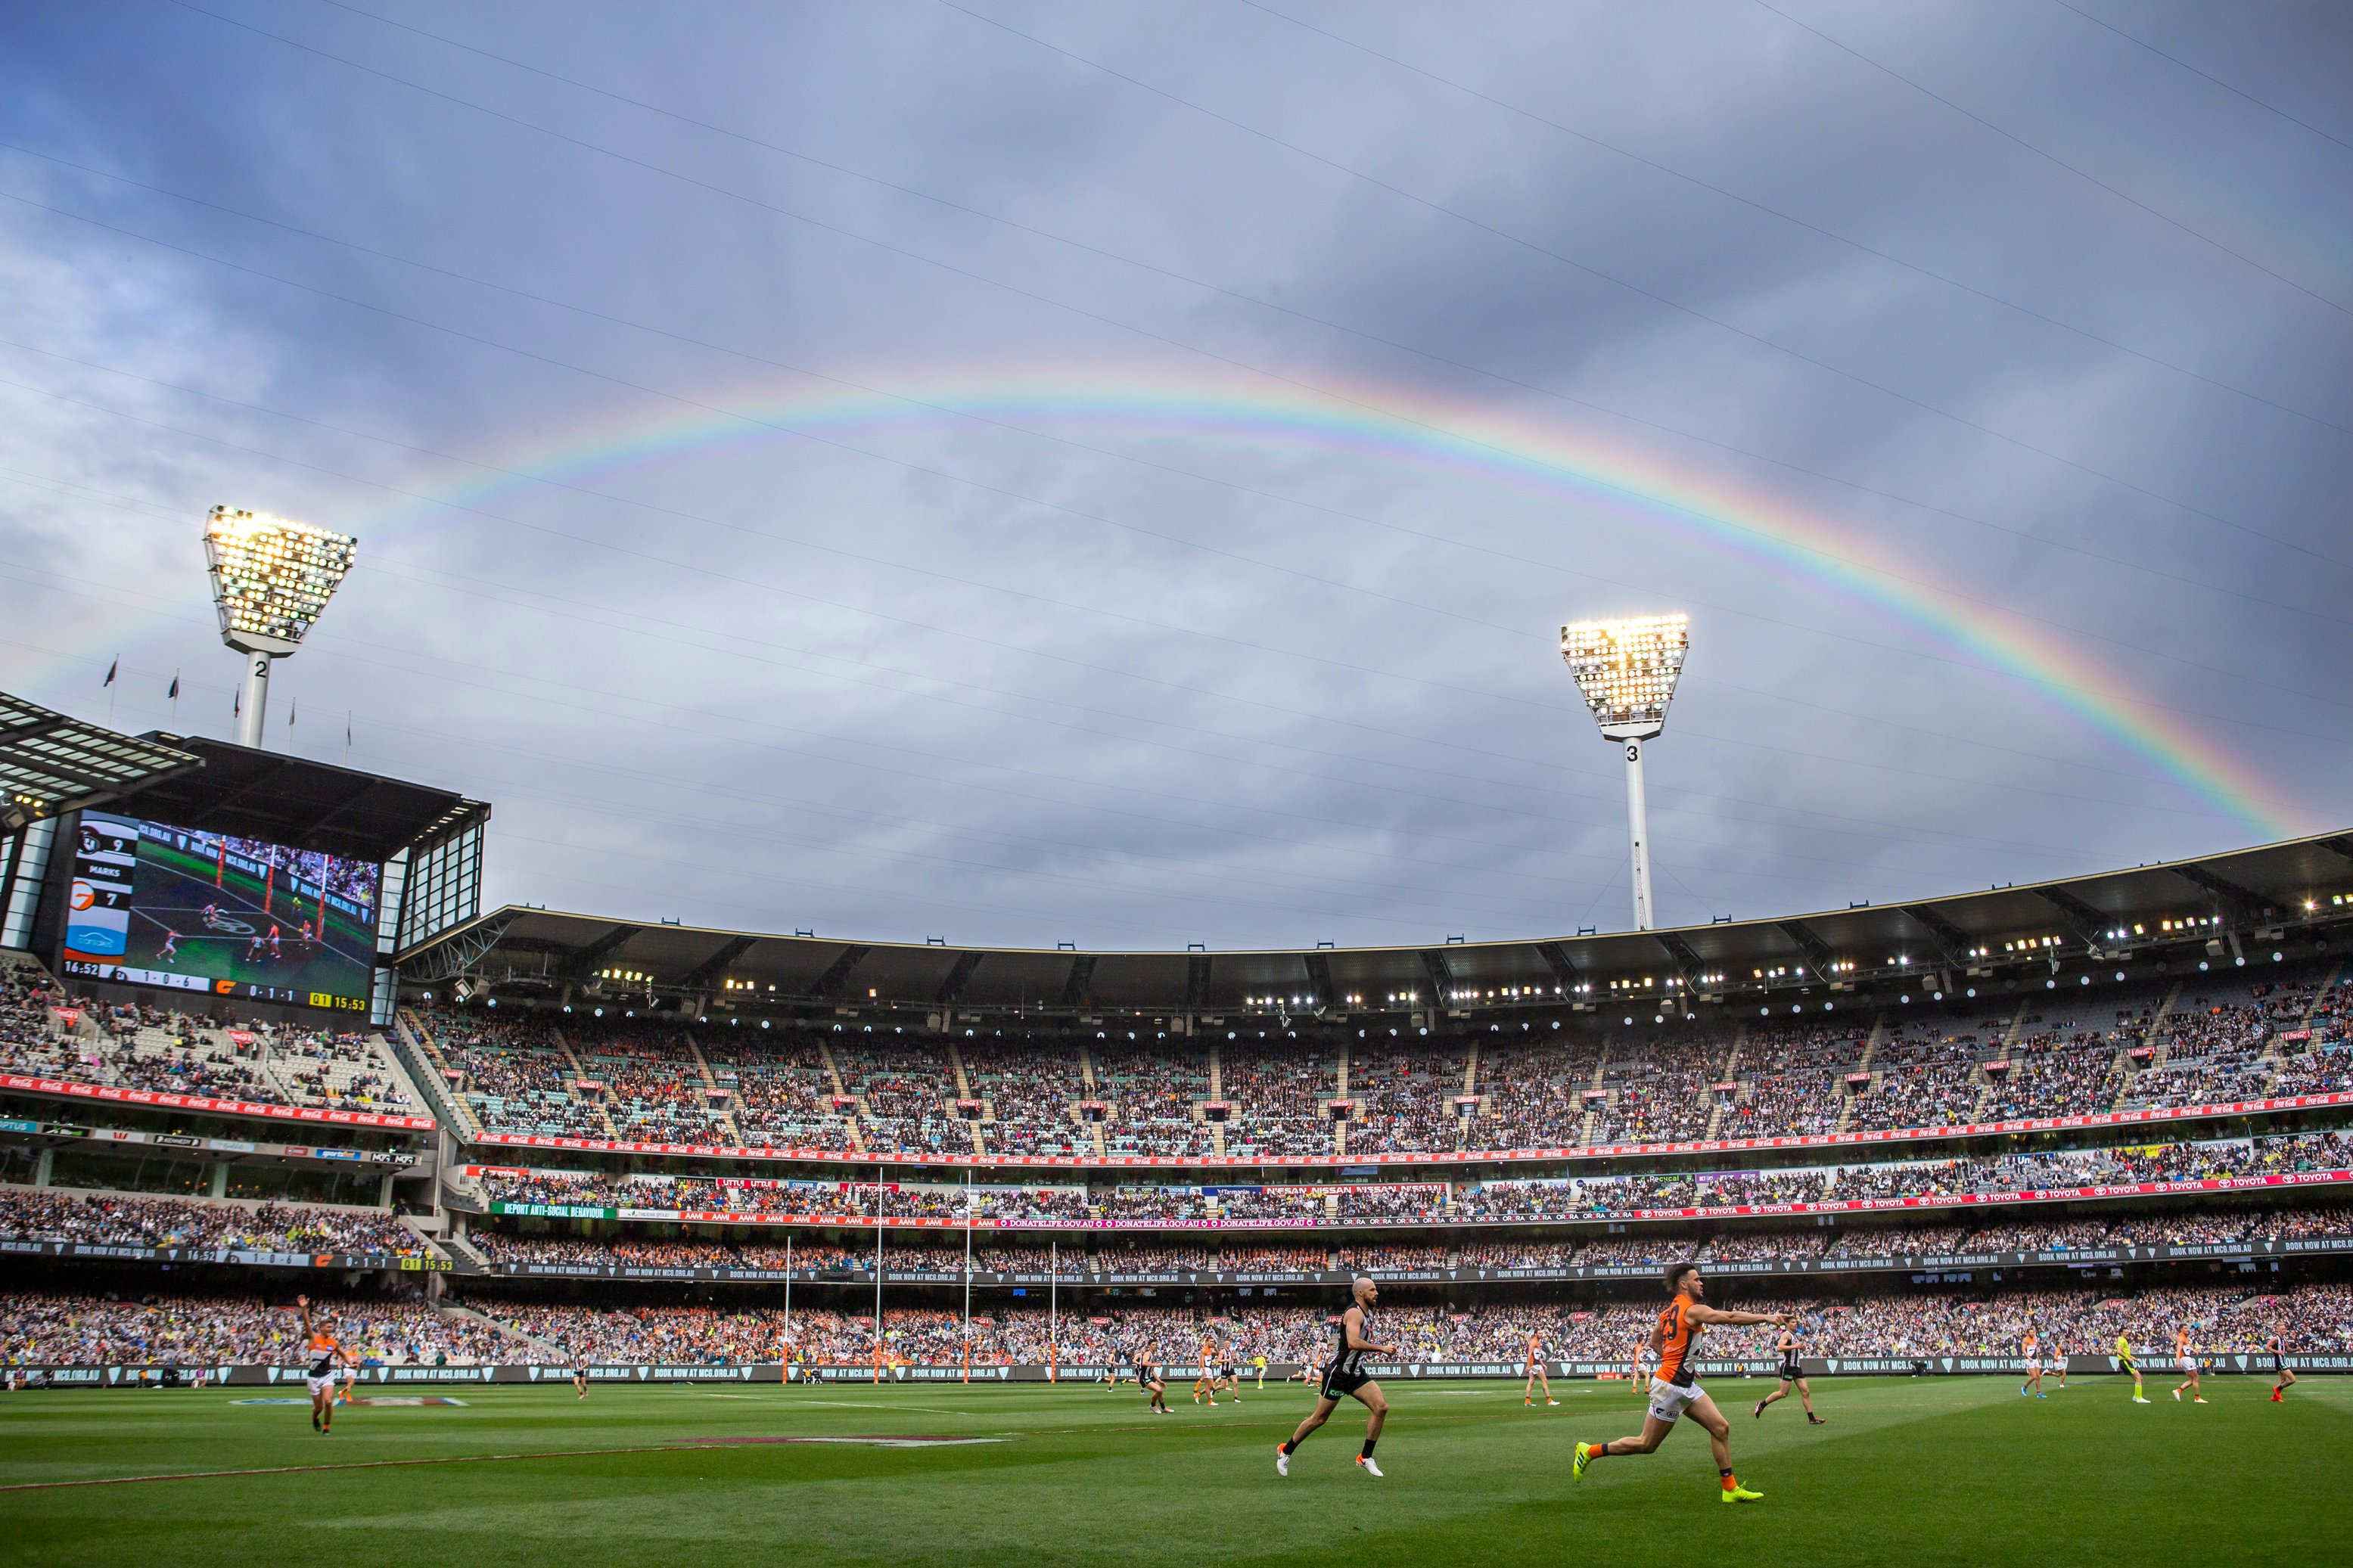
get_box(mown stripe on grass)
[0,1442,696,1492]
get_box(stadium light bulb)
[1561,613,1689,741]
[205,505,357,749]
[1562,613,1689,933]
[204,505,358,656]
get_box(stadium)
[5,8,2350,1565]
[5,678,2351,1557]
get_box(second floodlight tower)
[203,506,358,748]
[1562,613,1689,932]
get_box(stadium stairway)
[393,1010,483,1139]
[947,1042,986,1157]
[396,1214,455,1265]
[551,1029,622,1140]
[679,1032,744,1146]
[1072,1049,1108,1157]
[439,1231,492,1274]
[255,1028,425,1116]
[816,1041,866,1153]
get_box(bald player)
[1277,1277,1397,1480]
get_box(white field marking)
[778,1399,984,1416]
[228,1396,468,1408]
[692,1436,1006,1448]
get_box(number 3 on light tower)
[1626,743,1640,762]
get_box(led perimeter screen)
[59,810,381,1013]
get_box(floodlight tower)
[1562,614,1689,932]
[203,506,358,749]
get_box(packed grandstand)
[5,908,2352,1382]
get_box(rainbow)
[40,364,2312,838]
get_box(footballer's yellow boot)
[1573,1442,1596,1481]
[1720,1483,1764,1503]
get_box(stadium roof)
[403,831,2353,1017]
[0,692,204,835]
[114,734,483,865]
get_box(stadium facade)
[3,694,2351,1384]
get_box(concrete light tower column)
[1561,615,1689,932]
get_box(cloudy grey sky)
[3,0,2349,949]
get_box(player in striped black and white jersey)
[1276,1277,1397,1479]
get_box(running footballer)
[1139,1358,1172,1414]
[1277,1276,1396,1480]
[1752,1322,1823,1424]
[1575,1262,1790,1503]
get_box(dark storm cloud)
[2,0,2348,949]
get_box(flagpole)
[783,1234,792,1386]
[169,672,180,731]
[104,657,117,725]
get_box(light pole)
[203,507,357,749]
[1562,614,1689,931]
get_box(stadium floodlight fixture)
[1562,613,1689,932]
[204,505,357,748]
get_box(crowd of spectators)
[1,1288,508,1367]
[265,1026,414,1112]
[463,1127,2353,1234]
[38,1278,2353,1368]
[1091,1042,1215,1157]
[418,1008,606,1138]
[1471,1041,1599,1146]
[832,1038,963,1156]
[571,1024,731,1145]
[24,1278,2333,1368]
[462,1195,2353,1278]
[0,965,94,1080]
[0,977,419,1116]
[1345,1048,1469,1154]
[1220,1041,1339,1158]
[0,1188,424,1256]
[1588,1034,1727,1146]
[722,1037,853,1150]
[407,964,2353,1157]
[963,1040,1089,1158]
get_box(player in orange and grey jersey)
[1574,1262,1790,1504]
[294,1295,351,1435]
[2172,1327,2206,1404]
[1524,1329,1556,1407]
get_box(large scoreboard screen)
[58,810,381,1013]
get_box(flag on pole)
[234,690,241,719]
[167,674,179,700]
[104,659,117,687]
[288,698,297,728]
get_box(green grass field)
[0,1375,2342,1566]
